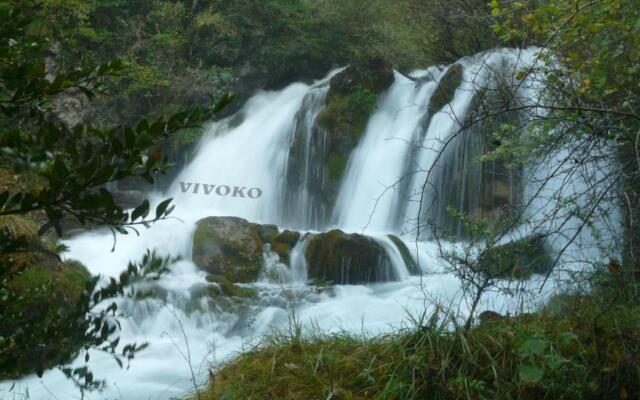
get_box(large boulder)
[476,234,553,279]
[326,57,395,99]
[110,189,146,209]
[193,216,277,283]
[304,230,397,284]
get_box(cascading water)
[331,67,443,233]
[2,48,617,399]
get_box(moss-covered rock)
[192,217,303,281]
[0,215,92,379]
[284,57,394,226]
[428,63,463,116]
[317,58,394,159]
[268,230,301,265]
[304,230,397,284]
[205,274,258,298]
[327,58,395,98]
[192,216,272,283]
[476,234,553,279]
[387,235,420,275]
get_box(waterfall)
[2,48,618,400]
[332,68,442,233]
[281,80,333,228]
[168,82,312,224]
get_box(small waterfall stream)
[2,48,618,399]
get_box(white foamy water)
[1,48,618,399]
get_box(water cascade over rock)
[3,48,618,400]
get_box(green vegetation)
[25,0,449,127]
[304,58,395,208]
[2,0,639,397]
[269,230,302,265]
[490,0,640,271]
[317,89,378,146]
[0,0,223,388]
[0,214,91,379]
[197,276,640,400]
[190,0,640,399]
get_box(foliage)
[418,0,640,335]
[489,0,639,272]
[0,211,177,389]
[0,1,232,238]
[0,0,229,388]
[407,0,503,63]
[0,213,92,379]
[13,0,493,132]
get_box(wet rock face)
[192,217,302,283]
[110,189,145,209]
[428,63,463,116]
[270,230,301,265]
[425,65,524,239]
[284,58,395,229]
[304,229,396,284]
[318,57,395,157]
[387,235,420,275]
[193,216,272,283]
[476,234,553,279]
[326,57,395,99]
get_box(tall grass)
[192,274,640,400]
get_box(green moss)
[317,88,377,150]
[1,252,91,378]
[316,58,393,156]
[192,217,264,283]
[271,242,292,263]
[0,214,39,238]
[205,274,257,298]
[265,230,301,265]
[0,213,95,379]
[57,260,92,298]
[327,153,349,181]
[314,87,376,202]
